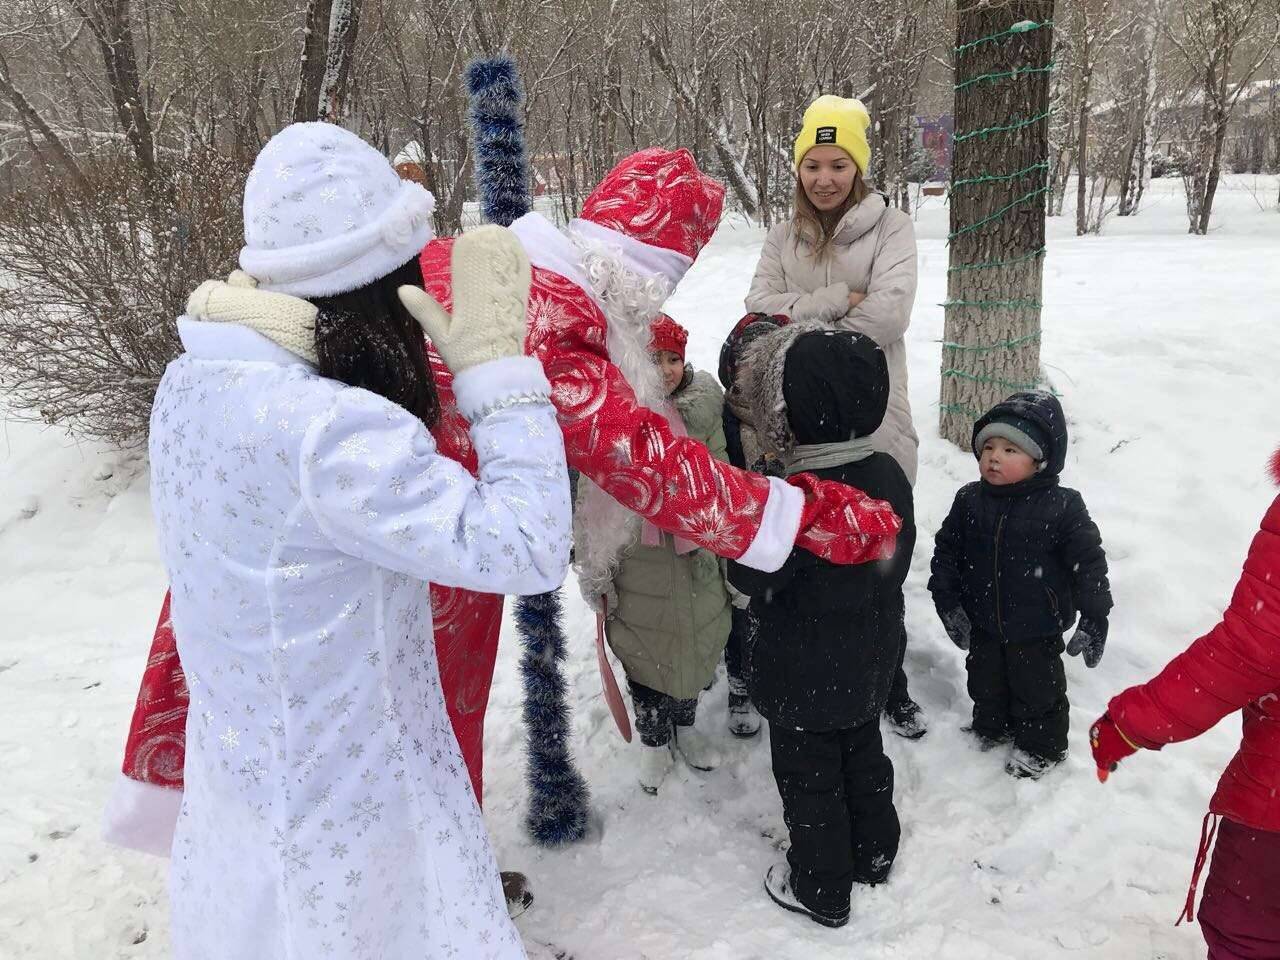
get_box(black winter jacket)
[728,330,914,731]
[928,392,1112,641]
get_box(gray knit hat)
[973,417,1047,463]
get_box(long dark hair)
[311,257,440,428]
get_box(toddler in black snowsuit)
[729,329,913,929]
[929,391,1112,780]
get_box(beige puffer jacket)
[745,194,919,485]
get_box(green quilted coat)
[605,368,732,699]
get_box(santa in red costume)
[104,147,902,856]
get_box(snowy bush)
[0,148,249,446]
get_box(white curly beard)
[569,236,673,601]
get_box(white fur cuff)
[101,773,182,858]
[735,476,804,572]
[451,355,552,422]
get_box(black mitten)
[1066,616,1108,668]
[940,607,972,651]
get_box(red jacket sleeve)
[420,238,901,568]
[1109,496,1280,748]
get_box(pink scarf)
[641,399,698,554]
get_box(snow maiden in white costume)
[148,123,570,959]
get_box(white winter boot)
[763,860,849,928]
[673,724,722,771]
[637,742,674,795]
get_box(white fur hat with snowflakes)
[239,122,435,298]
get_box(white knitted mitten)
[397,224,531,374]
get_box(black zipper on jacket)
[994,512,1007,640]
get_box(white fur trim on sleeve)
[735,475,804,572]
[101,773,182,858]
[567,218,693,288]
[450,355,552,422]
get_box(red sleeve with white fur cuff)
[734,476,804,572]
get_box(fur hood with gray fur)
[729,319,827,460]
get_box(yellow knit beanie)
[793,95,872,175]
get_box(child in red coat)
[1091,448,1280,960]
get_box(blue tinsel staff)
[465,54,591,847]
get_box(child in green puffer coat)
[577,314,733,795]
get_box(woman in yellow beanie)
[743,94,924,737]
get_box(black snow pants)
[966,628,1069,760]
[769,718,900,918]
[629,679,697,748]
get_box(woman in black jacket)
[729,328,914,928]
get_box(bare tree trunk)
[1118,0,1163,215]
[317,0,362,123]
[1198,105,1230,234]
[642,23,759,218]
[941,3,1053,447]
[293,0,333,123]
[1076,73,1090,235]
[78,0,157,179]
[1177,0,1280,233]
[0,55,90,191]
[1047,31,1073,217]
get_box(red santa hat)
[650,313,688,360]
[566,147,725,288]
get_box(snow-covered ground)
[1,176,1277,959]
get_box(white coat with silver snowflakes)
[148,318,571,960]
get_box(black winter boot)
[884,696,927,740]
[763,862,849,928]
[501,871,533,918]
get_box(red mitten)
[788,472,902,565]
[1089,713,1140,782]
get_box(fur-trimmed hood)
[731,319,827,456]
[1271,447,1280,487]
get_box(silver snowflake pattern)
[338,434,371,459]
[348,795,385,831]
